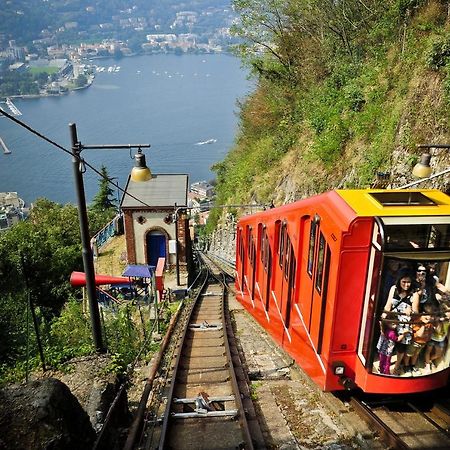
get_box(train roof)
[336,189,450,216]
[237,189,450,227]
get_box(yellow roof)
[336,189,450,217]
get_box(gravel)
[228,291,380,449]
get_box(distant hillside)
[209,0,450,228]
[0,0,233,46]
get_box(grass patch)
[29,66,59,75]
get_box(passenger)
[376,312,406,375]
[382,270,419,375]
[425,309,450,373]
[406,303,435,376]
[425,262,449,301]
[380,259,401,304]
[415,264,440,312]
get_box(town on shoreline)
[1,38,234,101]
[1,4,238,100]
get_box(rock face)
[0,378,95,450]
[50,355,129,435]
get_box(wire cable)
[0,108,152,208]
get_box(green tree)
[0,199,82,316]
[90,165,116,213]
[74,73,87,87]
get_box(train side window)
[308,215,320,277]
[315,233,326,293]
[251,238,256,266]
[284,234,291,281]
[290,254,297,292]
[285,249,296,328]
[261,226,268,266]
[236,228,241,257]
[275,220,281,265]
[317,245,330,355]
[279,222,286,268]
[258,224,264,262]
[246,226,252,259]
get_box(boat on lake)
[195,138,217,145]
[0,136,11,154]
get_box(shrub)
[426,34,450,69]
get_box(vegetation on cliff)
[209,0,450,228]
[0,172,117,384]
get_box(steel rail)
[210,261,254,450]
[143,267,210,448]
[406,401,450,439]
[157,262,212,449]
[123,300,185,450]
[350,397,410,450]
[157,252,254,449]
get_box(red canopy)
[70,271,130,287]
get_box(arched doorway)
[146,230,167,267]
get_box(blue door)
[147,232,166,266]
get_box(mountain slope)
[209,0,450,226]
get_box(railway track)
[350,392,450,449]
[129,252,263,449]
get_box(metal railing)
[91,213,122,254]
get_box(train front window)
[383,222,450,250]
[370,255,450,377]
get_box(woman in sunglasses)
[415,264,446,312]
[382,270,420,375]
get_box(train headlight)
[332,361,345,376]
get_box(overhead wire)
[0,108,152,208]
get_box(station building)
[120,173,191,273]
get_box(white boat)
[195,139,217,145]
[5,98,22,116]
[0,135,11,154]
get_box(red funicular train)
[235,189,450,393]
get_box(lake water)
[0,54,251,204]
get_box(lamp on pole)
[412,144,450,178]
[400,143,450,189]
[69,123,150,352]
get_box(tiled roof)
[121,174,188,208]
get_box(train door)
[357,220,382,367]
[237,227,245,293]
[281,226,297,328]
[260,225,272,312]
[300,215,331,352]
[278,222,297,331]
[247,226,256,301]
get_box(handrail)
[91,213,122,252]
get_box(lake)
[0,53,251,204]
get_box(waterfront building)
[0,192,26,231]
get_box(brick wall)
[123,210,136,264]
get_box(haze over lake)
[0,54,251,204]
